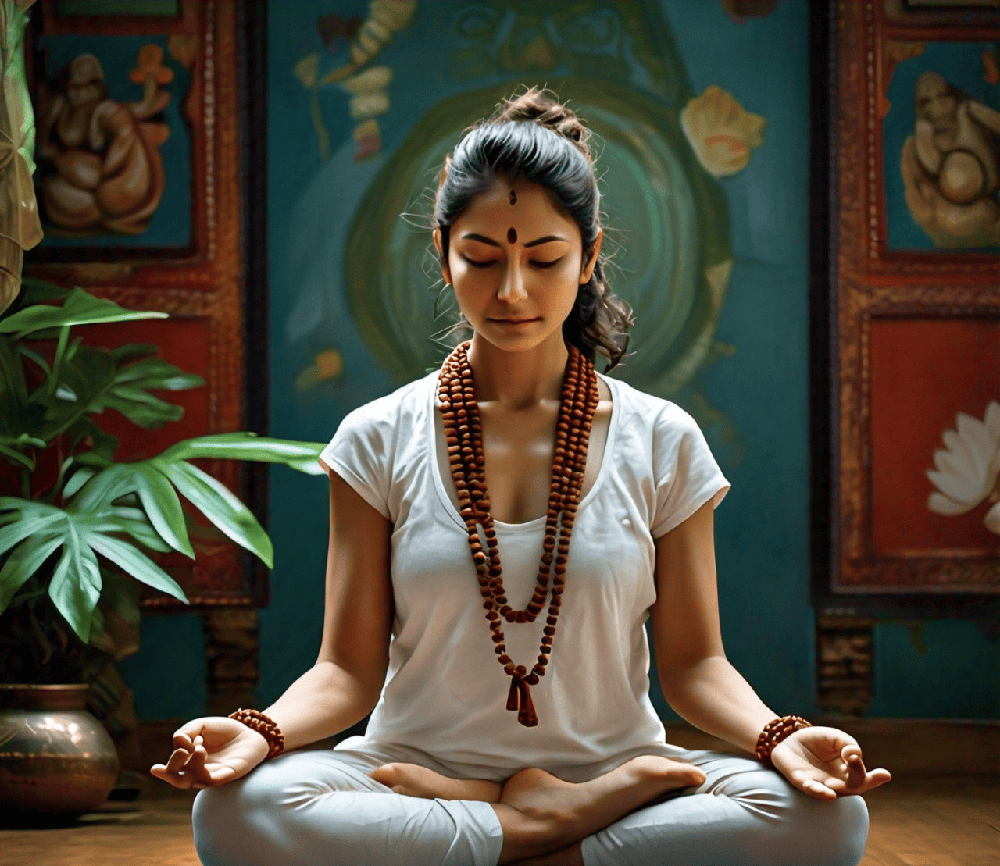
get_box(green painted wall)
[121,0,999,723]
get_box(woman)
[153,89,889,866]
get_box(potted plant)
[0,278,324,817]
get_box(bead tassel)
[438,342,598,728]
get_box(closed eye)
[462,256,496,268]
[530,258,563,269]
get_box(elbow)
[657,651,728,700]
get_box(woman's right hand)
[150,717,270,789]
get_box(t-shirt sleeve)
[649,404,730,538]
[318,404,393,519]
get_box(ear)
[580,229,603,284]
[433,228,452,285]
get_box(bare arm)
[151,471,392,787]
[261,470,393,749]
[651,501,890,799]
[650,500,774,754]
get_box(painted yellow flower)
[680,85,765,177]
[926,401,1000,535]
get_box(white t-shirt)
[320,369,729,779]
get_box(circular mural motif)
[345,79,732,397]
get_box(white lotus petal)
[985,502,1000,535]
[933,448,979,491]
[955,412,992,465]
[927,490,971,516]
[984,401,1000,439]
[927,467,981,506]
[926,405,1000,514]
[943,425,987,480]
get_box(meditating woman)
[152,88,889,866]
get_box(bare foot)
[371,762,503,802]
[500,755,704,855]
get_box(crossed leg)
[372,755,706,864]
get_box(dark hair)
[433,88,632,370]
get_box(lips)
[489,317,540,324]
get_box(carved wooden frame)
[24,0,268,609]
[810,1,1000,619]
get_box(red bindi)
[507,227,517,244]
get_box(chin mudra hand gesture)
[770,726,891,800]
[151,717,270,789]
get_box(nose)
[497,261,527,303]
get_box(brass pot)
[0,684,120,816]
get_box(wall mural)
[883,39,1000,251]
[280,0,770,460]
[31,30,193,249]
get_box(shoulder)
[336,371,436,438]
[604,375,701,437]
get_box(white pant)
[192,743,869,866]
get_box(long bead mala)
[438,341,599,727]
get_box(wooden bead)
[438,341,596,729]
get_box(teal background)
[120,0,1000,723]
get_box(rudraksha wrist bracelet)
[755,715,812,768]
[228,708,285,760]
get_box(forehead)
[454,177,578,234]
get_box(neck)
[467,333,569,408]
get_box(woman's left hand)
[770,726,891,800]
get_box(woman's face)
[435,177,601,356]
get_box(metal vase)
[0,683,120,816]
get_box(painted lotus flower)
[680,85,766,177]
[926,400,1000,535]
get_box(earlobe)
[433,228,452,285]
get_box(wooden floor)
[1,720,997,866]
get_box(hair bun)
[493,87,592,161]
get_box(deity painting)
[883,42,1000,251]
[901,71,1000,248]
[35,46,172,237]
[30,33,193,249]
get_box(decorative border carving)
[812,2,1000,614]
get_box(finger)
[150,763,193,790]
[164,746,195,775]
[844,752,867,789]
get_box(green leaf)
[0,287,168,338]
[0,339,29,406]
[116,356,204,391]
[0,506,65,556]
[47,521,102,643]
[160,433,326,475]
[102,513,172,554]
[0,535,63,614]
[87,532,187,603]
[17,277,72,304]
[101,390,185,428]
[0,444,35,470]
[157,459,273,567]
[129,469,194,557]
[62,466,97,500]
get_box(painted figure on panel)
[901,70,1000,248]
[35,45,172,236]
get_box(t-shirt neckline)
[428,367,620,532]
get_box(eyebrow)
[459,232,568,248]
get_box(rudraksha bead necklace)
[437,341,599,727]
